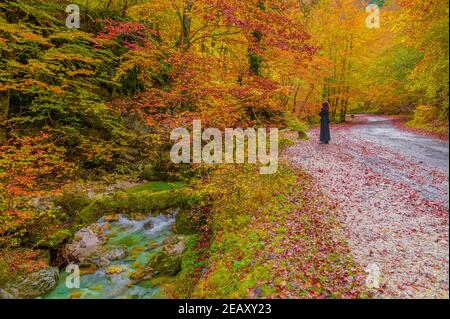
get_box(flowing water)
[44,213,177,299]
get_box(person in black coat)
[319,101,331,144]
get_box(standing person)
[319,101,331,144]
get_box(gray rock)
[0,267,59,299]
[102,245,128,261]
[65,226,103,263]
[163,236,187,255]
[83,256,111,268]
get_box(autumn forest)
[0,0,448,300]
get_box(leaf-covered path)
[286,115,449,299]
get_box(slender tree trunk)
[122,0,130,17]
[292,83,301,113]
[340,35,353,123]
[295,84,314,115]
[340,85,349,122]
[105,0,113,11]
[248,1,265,76]
[0,44,13,144]
[174,1,193,111]
[180,0,193,51]
[329,50,339,121]
[0,91,9,144]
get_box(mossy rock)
[0,267,59,299]
[129,270,145,281]
[148,276,170,287]
[69,291,82,299]
[145,236,188,277]
[129,213,146,221]
[78,189,192,224]
[174,208,204,235]
[147,252,182,277]
[147,240,162,250]
[106,265,126,275]
[53,189,91,218]
[129,246,145,255]
[104,214,120,222]
[79,263,97,275]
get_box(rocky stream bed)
[44,210,186,299]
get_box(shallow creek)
[44,213,177,299]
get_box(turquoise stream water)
[44,213,176,299]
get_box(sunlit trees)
[305,0,379,122]
[300,0,448,127]
[108,0,316,128]
[394,0,449,121]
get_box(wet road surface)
[351,116,449,171]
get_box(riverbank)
[0,180,194,299]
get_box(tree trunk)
[248,1,265,76]
[121,0,130,17]
[292,83,301,113]
[0,91,9,144]
[342,85,350,122]
[0,43,13,144]
[180,1,193,51]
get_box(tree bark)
[248,1,265,76]
[180,1,193,51]
[0,43,13,144]
[292,83,301,113]
[0,91,9,144]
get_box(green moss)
[284,112,309,140]
[168,165,297,298]
[127,181,186,194]
[53,189,91,218]
[38,228,73,249]
[174,208,206,235]
[168,235,208,298]
[147,251,182,277]
[147,276,171,287]
[170,164,368,299]
[78,188,192,224]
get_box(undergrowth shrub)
[407,104,449,136]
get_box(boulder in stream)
[65,225,128,267]
[145,235,188,277]
[64,226,104,263]
[143,220,154,230]
[100,245,128,261]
